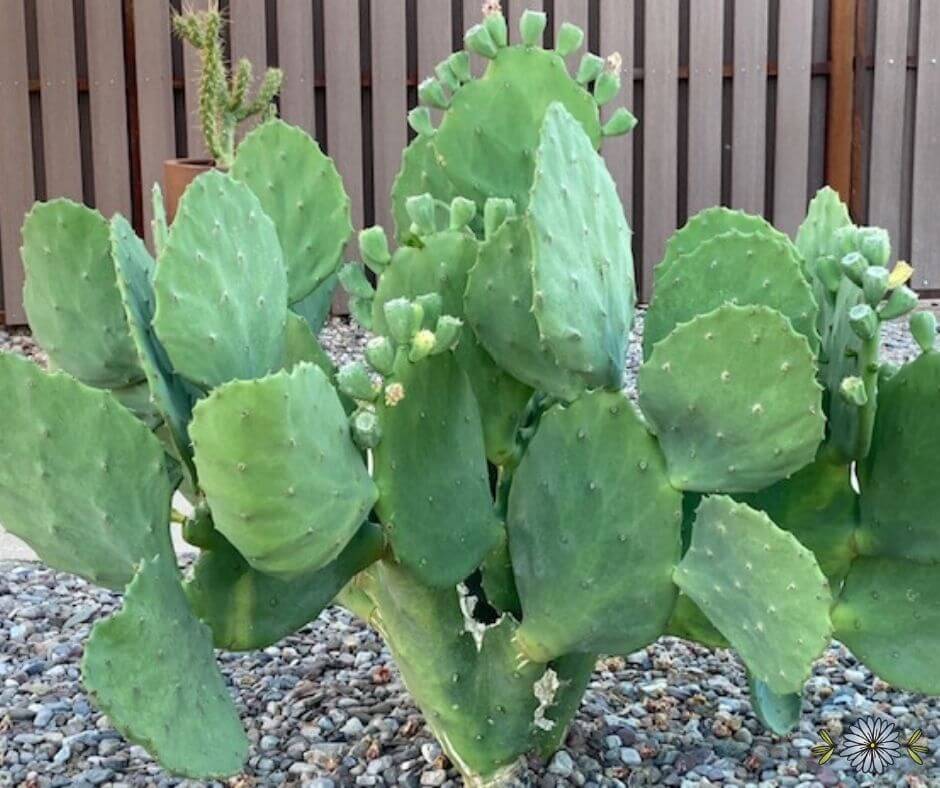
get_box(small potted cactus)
[166,1,283,220]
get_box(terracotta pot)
[163,158,215,222]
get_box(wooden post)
[825,0,858,207]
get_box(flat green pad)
[735,447,857,588]
[186,522,383,650]
[655,207,791,285]
[832,557,940,693]
[190,363,377,578]
[643,230,819,358]
[857,350,940,561]
[153,170,288,390]
[231,120,352,301]
[0,353,174,589]
[83,554,248,778]
[361,561,593,783]
[390,134,461,242]
[749,673,802,735]
[675,496,832,694]
[465,216,582,400]
[110,381,162,429]
[290,273,338,335]
[796,186,852,281]
[374,353,502,587]
[22,199,142,387]
[110,216,195,479]
[432,46,600,213]
[666,593,729,649]
[529,103,635,387]
[509,391,681,661]
[371,229,532,463]
[283,311,335,377]
[638,304,825,492]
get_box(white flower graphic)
[840,716,902,774]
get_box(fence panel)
[686,0,723,217]
[277,0,317,133]
[599,1,634,218]
[731,0,768,215]
[0,1,34,323]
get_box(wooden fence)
[0,0,937,324]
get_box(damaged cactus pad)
[4,5,939,784]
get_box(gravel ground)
[1,311,937,788]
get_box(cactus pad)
[186,522,383,650]
[373,353,502,587]
[528,103,634,387]
[231,120,352,301]
[643,230,819,357]
[290,273,338,334]
[856,350,940,561]
[748,674,803,735]
[832,557,940,693]
[190,363,377,578]
[153,171,288,389]
[390,135,461,242]
[674,496,832,694]
[508,391,681,661]
[21,199,143,387]
[82,554,248,778]
[0,352,174,589]
[638,305,825,492]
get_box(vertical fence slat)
[911,1,940,288]
[507,0,543,44]
[277,0,316,133]
[323,0,363,311]
[36,0,83,200]
[554,0,589,66]
[182,0,211,158]
[599,1,634,220]
[773,0,813,237]
[418,0,453,84]
[371,1,408,232]
[687,0,723,216]
[85,0,131,220]
[826,0,857,203]
[642,1,678,296]
[868,0,909,259]
[134,1,176,246]
[229,0,268,139]
[0,1,34,323]
[731,0,768,214]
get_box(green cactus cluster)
[172,1,283,168]
[4,6,940,784]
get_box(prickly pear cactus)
[3,6,940,785]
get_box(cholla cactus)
[173,1,283,168]
[3,7,940,786]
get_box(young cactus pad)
[3,7,940,784]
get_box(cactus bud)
[839,376,868,407]
[519,10,547,47]
[816,254,843,293]
[556,23,584,57]
[887,260,914,289]
[408,106,435,137]
[483,197,516,239]
[848,303,878,341]
[593,53,622,106]
[418,77,450,110]
[878,361,900,385]
[576,53,605,85]
[359,226,392,272]
[465,24,499,59]
[861,266,890,305]
[878,285,918,320]
[338,361,379,402]
[482,4,508,48]
[350,408,382,450]
[833,225,859,257]
[449,196,477,230]
[349,297,374,331]
[384,381,406,407]
[338,263,374,300]
[383,298,420,343]
[409,329,437,362]
[414,293,442,328]
[840,251,868,286]
[448,51,472,84]
[857,226,891,268]
[602,107,638,137]
[434,61,460,93]
[365,336,396,375]
[910,311,937,353]
[432,315,463,352]
[406,194,438,237]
